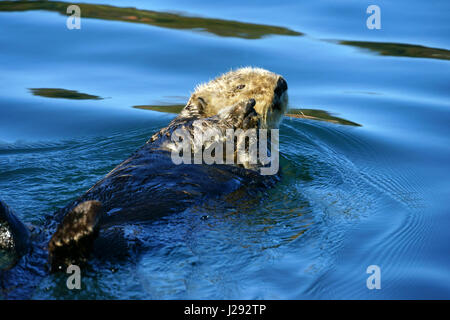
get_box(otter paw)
[48,200,103,271]
[223,99,259,129]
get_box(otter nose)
[274,77,288,97]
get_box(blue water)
[0,0,449,299]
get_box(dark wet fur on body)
[0,68,288,298]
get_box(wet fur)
[1,67,289,279]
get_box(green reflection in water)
[286,109,361,127]
[0,1,302,39]
[30,88,103,100]
[340,40,450,61]
[133,104,184,113]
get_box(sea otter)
[0,67,288,288]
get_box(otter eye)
[236,84,245,90]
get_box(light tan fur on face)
[187,67,288,129]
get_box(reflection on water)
[0,1,301,39]
[0,0,449,299]
[30,88,103,100]
[286,109,361,127]
[133,104,184,113]
[340,40,450,61]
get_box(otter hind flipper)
[0,200,30,270]
[48,200,103,271]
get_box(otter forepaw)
[223,98,259,129]
[48,200,103,271]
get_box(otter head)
[184,67,288,129]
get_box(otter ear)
[183,96,208,118]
